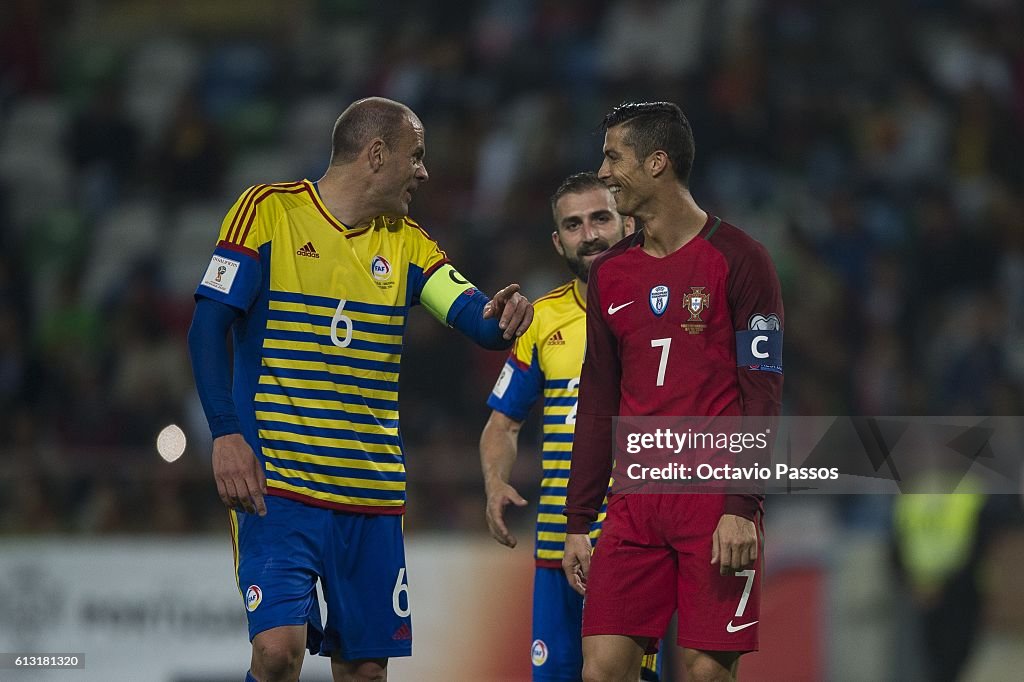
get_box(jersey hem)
[535,558,564,569]
[267,488,405,515]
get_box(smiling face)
[375,114,429,218]
[552,186,629,283]
[597,124,651,216]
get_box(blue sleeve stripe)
[263,328,403,355]
[268,310,405,336]
[486,352,544,419]
[448,289,509,350]
[261,437,403,461]
[542,415,574,425]
[266,473,406,500]
[262,348,400,374]
[406,263,426,307]
[264,452,406,482]
[540,451,573,461]
[188,298,242,438]
[481,401,524,421]
[258,421,402,445]
[485,399,530,422]
[258,373,398,395]
[270,291,407,316]
[255,399,396,424]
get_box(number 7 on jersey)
[651,337,671,387]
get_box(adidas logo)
[296,241,320,258]
[546,330,566,345]
[392,623,411,640]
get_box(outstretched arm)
[447,284,533,349]
[417,261,534,350]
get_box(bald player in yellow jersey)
[188,98,533,682]
[480,173,659,681]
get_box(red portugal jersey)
[564,215,784,533]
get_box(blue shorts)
[532,566,660,681]
[230,495,411,660]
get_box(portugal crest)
[649,285,669,316]
[682,286,709,334]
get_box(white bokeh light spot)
[156,424,187,462]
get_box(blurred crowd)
[2,1,1024,677]
[0,0,1022,532]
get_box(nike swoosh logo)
[726,620,758,633]
[607,301,634,315]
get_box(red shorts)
[581,493,762,653]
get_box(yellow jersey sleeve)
[216,184,279,254]
[405,219,478,324]
[195,185,280,311]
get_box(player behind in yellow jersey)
[479,173,658,681]
[187,97,533,682]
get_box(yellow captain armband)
[420,263,477,324]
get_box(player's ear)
[649,150,668,178]
[552,230,565,257]
[368,138,386,172]
[622,215,636,236]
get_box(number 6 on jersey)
[330,298,354,348]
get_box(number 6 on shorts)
[392,567,411,617]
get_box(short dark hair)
[330,97,413,165]
[602,101,694,186]
[550,171,610,220]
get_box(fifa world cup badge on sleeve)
[201,255,240,294]
[492,363,513,398]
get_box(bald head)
[330,97,419,166]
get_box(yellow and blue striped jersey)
[195,180,477,514]
[487,280,607,566]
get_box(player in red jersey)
[562,102,783,682]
